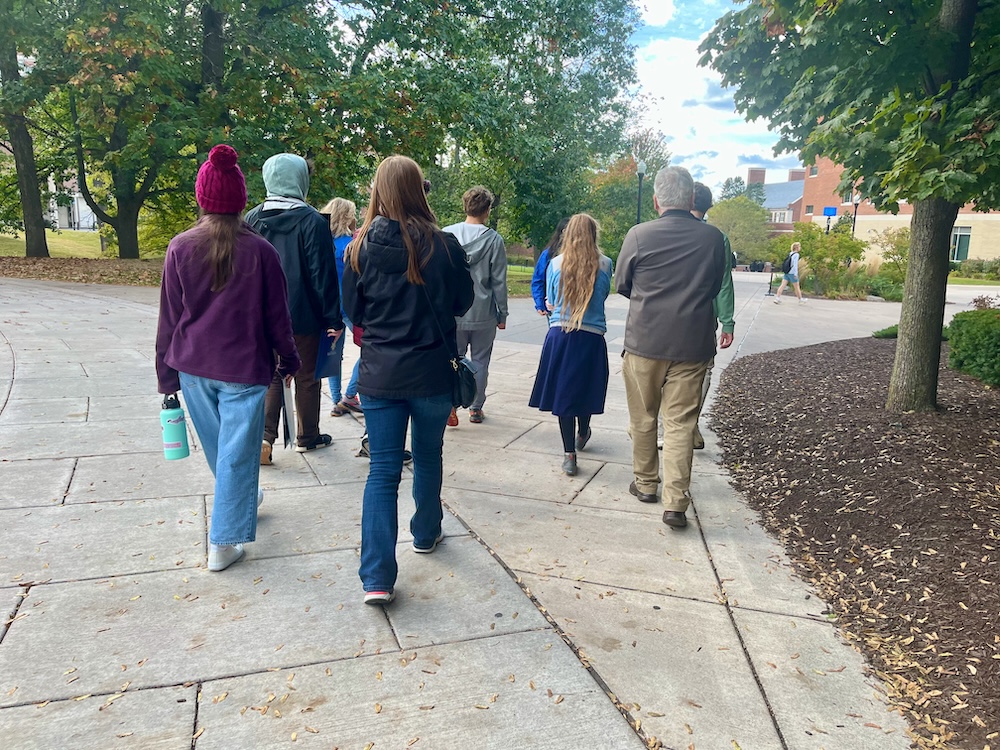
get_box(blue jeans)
[327,318,359,403]
[179,373,267,545]
[358,392,452,592]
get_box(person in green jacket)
[691,182,735,448]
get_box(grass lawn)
[947,276,1000,286]
[507,264,533,297]
[0,230,103,258]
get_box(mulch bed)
[0,257,163,286]
[713,338,1000,750]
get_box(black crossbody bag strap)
[417,233,461,367]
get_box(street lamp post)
[636,160,646,225]
[852,197,860,237]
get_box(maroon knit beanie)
[195,144,247,214]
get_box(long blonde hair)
[321,197,356,238]
[557,214,601,331]
[346,155,438,284]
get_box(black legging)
[558,414,591,453]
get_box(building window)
[805,204,814,214]
[951,226,972,262]
[808,166,818,176]
[770,210,791,223]
[841,189,857,205]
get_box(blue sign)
[822,206,838,217]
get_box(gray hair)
[653,166,694,211]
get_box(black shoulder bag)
[419,281,478,409]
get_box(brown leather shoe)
[693,426,705,450]
[662,510,688,529]
[629,481,658,504]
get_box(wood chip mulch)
[0,257,163,286]
[713,338,1000,750]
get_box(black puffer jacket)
[245,204,342,335]
[342,217,474,399]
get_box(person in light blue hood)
[246,153,343,462]
[442,186,508,426]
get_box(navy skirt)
[529,327,609,417]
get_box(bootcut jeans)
[358,391,452,593]
[179,373,267,545]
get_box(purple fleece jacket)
[156,227,300,394]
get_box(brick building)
[801,157,1000,261]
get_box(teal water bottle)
[160,394,190,460]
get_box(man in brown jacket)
[615,166,732,528]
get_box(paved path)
[1,274,980,749]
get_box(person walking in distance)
[529,214,612,477]
[320,197,363,417]
[246,154,343,464]
[530,218,570,316]
[616,166,731,529]
[690,182,735,450]
[442,186,508,425]
[156,145,300,571]
[341,155,474,605]
[774,241,805,304]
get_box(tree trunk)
[885,197,959,412]
[0,23,49,258]
[201,4,225,88]
[115,201,141,259]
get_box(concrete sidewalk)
[0,275,946,749]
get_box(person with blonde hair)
[774,241,805,304]
[320,197,363,416]
[528,213,612,477]
[341,155,474,605]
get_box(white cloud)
[634,35,799,193]
[640,0,677,27]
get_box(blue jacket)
[531,248,552,312]
[334,234,351,318]
[546,254,613,335]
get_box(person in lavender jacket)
[155,145,300,572]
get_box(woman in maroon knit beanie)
[155,145,300,572]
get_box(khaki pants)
[622,352,710,512]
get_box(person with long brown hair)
[341,155,474,605]
[528,213,612,477]
[156,144,299,571]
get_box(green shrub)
[872,323,950,340]
[872,324,898,338]
[948,309,1000,386]
[868,274,904,301]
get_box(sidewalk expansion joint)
[190,680,202,750]
[691,501,790,750]
[0,585,30,646]
[0,324,15,416]
[60,457,79,506]
[566,461,605,506]
[508,569,726,609]
[442,499,659,748]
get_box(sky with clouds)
[631,0,802,192]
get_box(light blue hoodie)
[546,254,613,335]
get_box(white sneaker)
[799,298,807,305]
[773,297,782,304]
[257,489,264,508]
[208,543,245,571]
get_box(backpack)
[781,253,794,274]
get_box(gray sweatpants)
[456,326,497,410]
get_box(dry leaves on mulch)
[0,257,163,286]
[713,338,1000,750]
